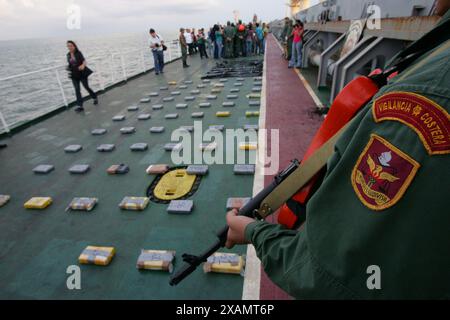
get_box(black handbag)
[81,66,93,78]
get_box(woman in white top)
[148,28,165,75]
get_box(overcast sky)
[0,0,291,41]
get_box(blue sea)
[0,32,179,131]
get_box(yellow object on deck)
[79,246,116,266]
[168,81,177,85]
[247,93,261,99]
[246,111,260,117]
[153,169,196,201]
[24,197,52,210]
[216,112,231,117]
[203,253,245,275]
[239,142,258,150]
[136,250,176,273]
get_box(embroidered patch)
[351,135,420,211]
[372,92,450,155]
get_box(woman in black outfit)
[67,41,98,112]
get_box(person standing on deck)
[255,23,264,55]
[224,21,235,59]
[215,25,224,60]
[179,28,189,68]
[184,29,194,55]
[281,17,293,60]
[192,28,198,53]
[148,28,165,75]
[197,29,209,59]
[66,40,98,113]
[235,21,247,57]
[288,22,304,69]
[262,22,269,52]
[285,19,294,61]
[207,27,215,58]
[225,2,450,299]
[280,17,290,41]
[232,23,238,57]
[246,23,255,56]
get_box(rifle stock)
[169,159,300,286]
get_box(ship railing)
[0,39,181,134]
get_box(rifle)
[169,159,300,286]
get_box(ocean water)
[0,32,180,131]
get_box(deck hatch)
[147,167,202,203]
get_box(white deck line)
[242,43,269,301]
[273,35,324,110]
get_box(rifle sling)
[257,120,353,218]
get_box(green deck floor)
[0,56,261,299]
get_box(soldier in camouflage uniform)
[225,2,450,299]
[223,21,236,59]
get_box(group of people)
[178,21,269,67]
[281,17,305,69]
[65,21,270,112]
[209,21,269,59]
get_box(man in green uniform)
[224,21,236,59]
[179,28,189,68]
[284,19,294,60]
[235,20,247,57]
[225,3,450,299]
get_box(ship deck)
[0,54,260,300]
[0,34,325,300]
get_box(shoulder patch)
[372,92,450,155]
[351,134,420,211]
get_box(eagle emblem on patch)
[351,134,420,211]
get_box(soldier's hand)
[225,209,255,249]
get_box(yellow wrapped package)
[246,111,260,118]
[203,253,246,276]
[24,197,52,210]
[247,93,261,99]
[136,250,176,273]
[0,195,10,208]
[216,112,231,118]
[239,142,258,151]
[79,246,115,266]
[119,197,149,211]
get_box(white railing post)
[110,54,115,84]
[141,51,146,73]
[96,61,105,91]
[120,53,128,81]
[55,69,69,108]
[168,47,173,62]
[0,110,10,134]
